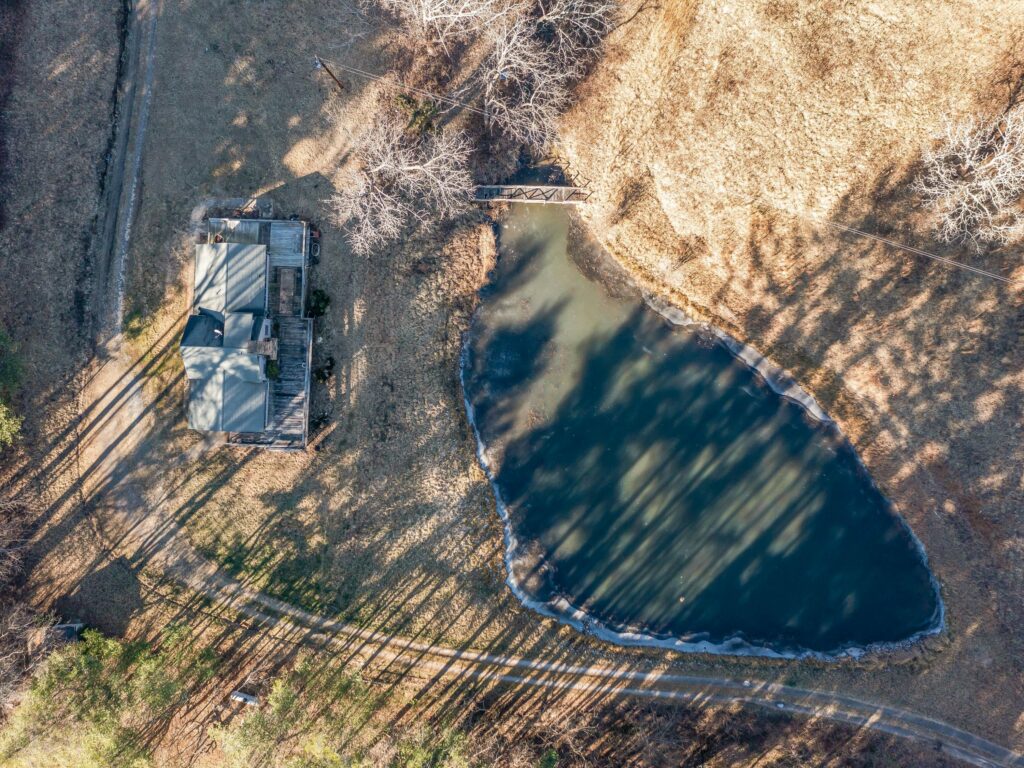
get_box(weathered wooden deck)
[270,316,312,447]
[220,216,312,451]
[269,265,303,317]
[232,317,311,450]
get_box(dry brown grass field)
[563,0,1024,743]
[0,0,122,454]
[0,0,1021,764]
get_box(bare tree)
[534,0,617,66]
[0,500,28,589]
[478,0,615,148]
[375,0,522,52]
[367,0,615,149]
[0,500,40,716]
[329,109,473,255]
[482,15,579,148]
[914,104,1024,248]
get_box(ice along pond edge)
[461,215,944,661]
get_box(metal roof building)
[181,310,268,434]
[180,216,312,449]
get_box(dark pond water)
[462,205,942,657]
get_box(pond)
[461,204,942,657]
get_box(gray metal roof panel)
[224,243,267,312]
[209,218,261,244]
[181,346,227,380]
[193,243,228,313]
[187,372,223,431]
[193,242,267,315]
[223,312,260,348]
[181,313,224,348]
[182,347,262,383]
[221,375,267,433]
[268,221,305,266]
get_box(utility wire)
[315,56,488,117]
[727,193,1016,286]
[822,220,1014,285]
[315,56,348,95]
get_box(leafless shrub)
[914,105,1024,249]
[319,3,372,55]
[0,500,40,716]
[0,603,38,714]
[328,109,473,256]
[370,0,616,149]
[477,0,616,148]
[0,500,29,591]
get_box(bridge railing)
[472,185,593,204]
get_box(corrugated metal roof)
[193,243,267,314]
[181,312,223,348]
[209,218,260,244]
[181,347,263,383]
[181,346,225,380]
[187,372,224,432]
[221,376,268,433]
[185,363,269,433]
[226,244,267,312]
[194,243,227,313]
[268,221,305,267]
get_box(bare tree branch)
[534,0,616,65]
[328,109,473,256]
[482,15,579,148]
[914,104,1024,249]
[376,0,524,51]
[0,603,39,714]
[368,0,616,148]
[0,500,29,590]
[0,500,45,717]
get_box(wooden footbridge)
[472,185,592,205]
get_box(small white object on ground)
[230,691,260,707]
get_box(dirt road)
[95,483,1024,768]
[93,0,161,337]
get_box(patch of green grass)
[0,626,220,768]
[122,308,151,342]
[395,93,441,136]
[196,527,336,617]
[214,659,488,768]
[0,324,22,448]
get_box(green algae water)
[462,205,942,657]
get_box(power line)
[316,56,1016,286]
[314,56,348,95]
[726,192,1016,286]
[315,56,488,117]
[822,220,1014,285]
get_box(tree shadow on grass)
[9,2,1024,758]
